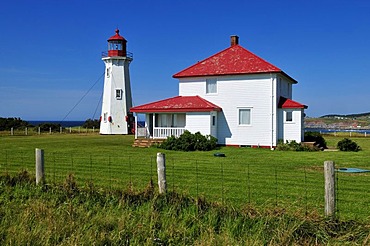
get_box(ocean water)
[28,121,85,127]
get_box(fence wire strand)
[1,150,369,219]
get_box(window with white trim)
[116,89,122,100]
[286,111,293,122]
[206,78,217,94]
[238,108,251,125]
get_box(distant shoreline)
[306,127,370,134]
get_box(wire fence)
[1,127,99,136]
[1,150,369,220]
[5,127,370,137]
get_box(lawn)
[1,133,369,220]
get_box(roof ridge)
[131,95,181,109]
[173,44,283,78]
[236,45,281,72]
[172,45,237,78]
[130,95,222,113]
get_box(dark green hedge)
[158,130,217,151]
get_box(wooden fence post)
[324,160,336,217]
[157,153,167,194]
[35,148,45,185]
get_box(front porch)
[133,125,185,147]
[133,112,187,140]
[130,96,222,144]
[135,124,186,139]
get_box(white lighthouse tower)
[100,29,133,134]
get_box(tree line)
[0,117,100,131]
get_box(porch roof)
[278,97,308,109]
[130,96,222,113]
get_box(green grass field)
[1,133,369,220]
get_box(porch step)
[132,139,165,148]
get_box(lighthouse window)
[116,89,122,100]
[109,41,122,50]
[106,68,110,78]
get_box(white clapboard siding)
[180,74,275,146]
[185,112,211,136]
[283,109,304,142]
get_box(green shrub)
[36,122,62,132]
[0,117,30,131]
[158,130,217,151]
[82,118,100,129]
[337,138,361,152]
[276,140,318,151]
[304,131,327,149]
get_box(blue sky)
[1,0,370,120]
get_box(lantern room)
[107,29,127,57]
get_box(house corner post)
[134,115,138,139]
[156,152,167,194]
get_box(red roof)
[278,97,307,109]
[108,29,126,42]
[130,96,222,113]
[173,44,295,82]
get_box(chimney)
[230,35,239,46]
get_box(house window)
[155,113,186,127]
[286,111,293,122]
[116,89,122,100]
[239,108,251,125]
[212,115,216,126]
[206,78,217,94]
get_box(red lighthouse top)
[107,29,127,57]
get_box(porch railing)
[135,126,150,139]
[153,127,185,139]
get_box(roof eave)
[281,105,308,109]
[174,71,297,83]
[130,108,222,113]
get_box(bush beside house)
[158,131,218,151]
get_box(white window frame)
[285,111,293,122]
[106,67,110,78]
[115,89,122,100]
[206,78,217,94]
[212,115,216,126]
[238,108,252,126]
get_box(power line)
[59,72,105,124]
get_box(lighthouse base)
[99,122,129,135]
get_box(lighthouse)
[100,29,133,134]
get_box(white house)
[131,36,307,148]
